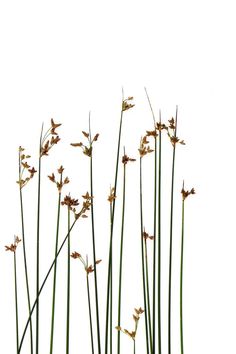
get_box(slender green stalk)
[139,156,150,354]
[86,274,95,354]
[66,208,71,354]
[89,116,101,354]
[144,237,152,353]
[19,218,77,352]
[157,112,162,354]
[180,193,185,354]
[36,126,43,354]
[19,159,33,354]
[117,149,126,354]
[133,340,136,354]
[49,186,62,354]
[168,106,178,354]
[14,251,19,354]
[109,201,113,354]
[105,91,124,354]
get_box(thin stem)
[158,113,162,354]
[19,218,77,353]
[139,157,150,354]
[168,106,178,354]
[109,202,113,354]
[36,126,43,354]
[66,208,71,354]
[117,151,126,354]
[49,188,62,354]
[144,238,152,353]
[14,252,19,354]
[89,116,101,354]
[105,91,124,354]
[152,134,157,354]
[180,197,185,354]
[133,340,136,354]
[87,274,95,354]
[19,155,33,354]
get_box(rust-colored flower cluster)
[166,118,185,147]
[71,131,99,157]
[108,186,116,203]
[143,230,154,241]
[138,136,154,158]
[122,154,136,165]
[122,97,135,112]
[71,252,102,275]
[5,236,21,253]
[61,192,92,219]
[48,165,69,193]
[181,186,196,201]
[116,307,144,340]
[40,119,61,157]
[17,146,37,189]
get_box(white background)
[0,0,236,353]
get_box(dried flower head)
[71,252,102,275]
[71,130,99,158]
[122,96,135,112]
[108,186,116,203]
[143,230,154,241]
[166,117,185,147]
[181,183,196,201]
[40,119,61,157]
[138,136,154,158]
[122,154,136,165]
[115,307,144,341]
[17,146,37,189]
[5,236,21,253]
[156,122,168,131]
[48,166,69,193]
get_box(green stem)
[66,208,71,354]
[36,126,43,354]
[139,157,150,354]
[117,153,126,354]
[105,92,124,354]
[87,275,95,354]
[89,118,101,354]
[144,238,152,353]
[152,133,157,354]
[19,218,77,353]
[14,251,19,354]
[158,118,162,354]
[49,189,62,354]
[19,155,33,354]
[133,340,136,354]
[168,106,178,354]
[180,198,185,354]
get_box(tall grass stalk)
[144,235,152,353]
[180,185,185,354]
[168,106,178,354]
[14,250,19,354]
[86,271,95,354]
[139,156,150,354]
[18,155,33,354]
[49,176,62,354]
[117,148,127,354]
[66,208,71,354]
[89,116,101,354]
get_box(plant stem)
[180,194,185,354]
[168,106,178,354]
[133,340,136,354]
[139,156,150,354]
[66,208,71,354]
[89,116,101,354]
[14,251,19,354]
[157,113,162,354]
[117,149,126,354]
[49,188,62,354]
[105,91,124,354]
[36,127,43,354]
[19,218,77,353]
[19,156,33,354]
[87,274,95,354]
[144,238,152,353]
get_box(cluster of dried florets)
[71,252,102,275]
[122,154,136,165]
[5,236,21,253]
[143,230,154,241]
[116,307,144,340]
[166,118,185,147]
[122,97,135,112]
[17,146,37,189]
[107,186,116,203]
[181,186,196,201]
[40,119,61,157]
[138,136,154,158]
[71,131,99,157]
[48,165,70,193]
[61,192,92,219]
